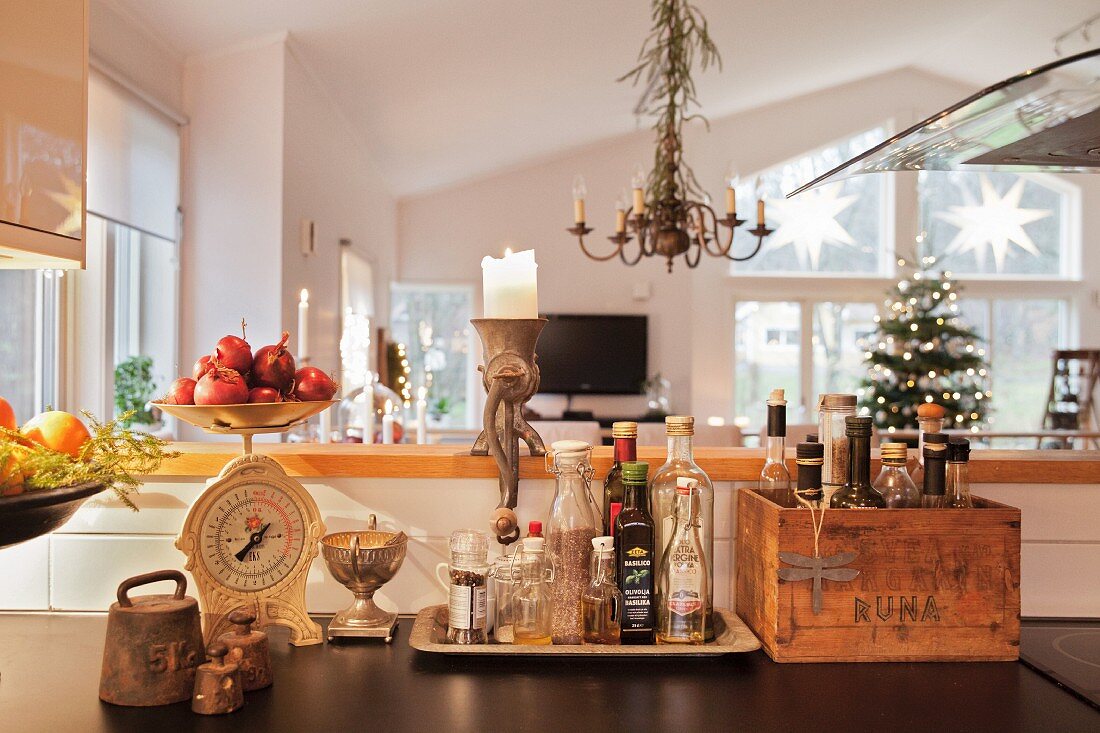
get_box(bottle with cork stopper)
[830,416,885,509]
[921,433,949,508]
[943,438,973,508]
[794,441,824,508]
[874,442,920,508]
[759,389,792,504]
[911,402,946,486]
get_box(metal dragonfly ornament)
[778,551,860,615]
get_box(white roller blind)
[87,71,179,241]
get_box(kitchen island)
[0,614,1096,731]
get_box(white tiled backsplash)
[0,476,737,614]
[1,478,1095,618]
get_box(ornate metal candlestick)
[470,318,547,545]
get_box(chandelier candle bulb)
[298,289,309,361]
[615,194,628,233]
[631,164,646,216]
[381,400,394,444]
[572,175,587,224]
[481,249,539,319]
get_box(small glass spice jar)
[817,393,857,504]
[446,529,490,644]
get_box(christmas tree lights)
[858,255,991,431]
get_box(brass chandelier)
[567,0,772,272]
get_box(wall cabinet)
[0,0,87,268]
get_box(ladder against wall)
[1042,349,1100,448]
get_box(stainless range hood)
[789,47,1100,197]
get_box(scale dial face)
[199,483,306,593]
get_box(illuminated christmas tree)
[858,257,992,431]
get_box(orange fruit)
[0,397,16,432]
[21,410,91,458]
[0,449,25,496]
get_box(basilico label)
[620,543,654,630]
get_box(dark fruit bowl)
[0,482,106,550]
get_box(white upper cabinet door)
[0,0,87,268]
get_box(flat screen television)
[536,314,648,395]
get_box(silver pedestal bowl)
[321,522,408,643]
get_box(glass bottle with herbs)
[921,433,949,508]
[603,421,638,539]
[794,441,824,508]
[616,461,655,644]
[874,442,921,508]
[581,536,622,645]
[910,402,945,486]
[650,415,715,640]
[656,478,708,645]
[511,536,553,645]
[818,394,857,505]
[943,438,973,508]
[545,440,599,644]
[446,529,489,644]
[830,416,885,509]
[759,389,792,504]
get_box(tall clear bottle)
[581,536,622,645]
[818,394,857,505]
[511,537,553,645]
[830,416,885,509]
[910,402,945,486]
[921,433,949,508]
[759,389,792,504]
[544,440,599,644]
[656,478,708,645]
[943,439,973,508]
[874,442,921,508]
[602,421,638,540]
[650,415,714,640]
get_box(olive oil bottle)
[656,477,707,644]
[615,461,655,644]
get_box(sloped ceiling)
[105,0,1099,196]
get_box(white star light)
[763,183,858,269]
[934,175,1051,272]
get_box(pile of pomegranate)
[160,323,338,406]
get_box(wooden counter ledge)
[153,444,1100,483]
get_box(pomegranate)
[247,386,283,404]
[194,359,249,405]
[293,367,338,402]
[162,378,197,405]
[251,331,296,391]
[192,353,215,380]
[215,319,253,375]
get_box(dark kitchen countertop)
[1,614,1097,732]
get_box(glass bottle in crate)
[602,421,638,539]
[921,433,949,508]
[581,536,622,645]
[511,537,553,645]
[650,415,715,640]
[874,442,921,508]
[656,478,708,645]
[544,440,599,645]
[446,529,489,644]
[943,439,973,508]
[818,394,857,505]
[759,389,792,504]
[794,441,824,508]
[830,416,885,509]
[910,402,945,487]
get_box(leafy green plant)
[625,568,650,585]
[114,355,157,426]
[430,397,452,418]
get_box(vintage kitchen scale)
[157,401,335,647]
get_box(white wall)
[180,40,285,439]
[90,0,184,114]
[398,68,1100,420]
[281,43,398,378]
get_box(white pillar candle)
[362,377,375,444]
[381,399,395,445]
[416,386,428,445]
[298,289,310,361]
[481,248,538,319]
[319,407,332,444]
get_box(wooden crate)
[735,489,1020,662]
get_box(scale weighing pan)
[155,401,337,432]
